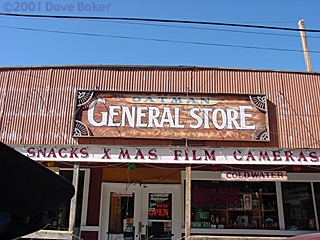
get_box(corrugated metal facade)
[0,65,319,149]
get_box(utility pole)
[298,19,312,72]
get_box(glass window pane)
[312,182,320,230]
[281,182,316,230]
[44,170,84,231]
[190,181,279,230]
[108,192,134,234]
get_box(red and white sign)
[10,145,320,166]
[112,192,133,197]
[222,171,287,181]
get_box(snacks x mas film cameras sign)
[73,91,269,141]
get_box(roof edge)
[0,64,319,75]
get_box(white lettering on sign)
[222,171,287,181]
[87,99,255,130]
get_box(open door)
[100,183,181,240]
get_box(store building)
[1,65,320,240]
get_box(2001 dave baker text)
[3,2,111,12]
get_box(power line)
[2,16,312,39]
[1,12,320,33]
[2,25,320,54]
[103,20,320,39]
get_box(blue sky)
[1,0,320,71]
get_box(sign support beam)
[69,162,80,232]
[185,165,191,239]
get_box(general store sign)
[221,171,287,181]
[12,145,320,166]
[73,91,269,141]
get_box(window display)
[147,193,173,239]
[282,182,316,231]
[108,192,135,235]
[313,182,320,230]
[191,181,279,229]
[45,170,84,231]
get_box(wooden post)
[185,165,191,239]
[69,162,80,233]
[298,19,313,72]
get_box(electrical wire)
[84,20,320,39]
[3,15,317,39]
[2,24,320,54]
[1,12,320,33]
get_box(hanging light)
[47,161,55,167]
[128,163,136,169]
[211,165,218,171]
[293,165,301,172]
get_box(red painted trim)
[87,168,102,225]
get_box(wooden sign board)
[73,91,269,141]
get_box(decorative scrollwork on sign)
[77,91,94,108]
[252,125,269,141]
[73,120,91,137]
[249,95,266,112]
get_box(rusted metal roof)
[0,65,320,148]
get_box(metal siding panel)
[0,69,31,144]
[292,74,320,148]
[305,74,320,148]
[280,73,293,148]
[156,70,168,92]
[48,68,77,145]
[77,68,97,90]
[112,69,119,91]
[259,71,284,147]
[31,69,53,144]
[280,73,309,148]
[192,70,214,93]
[304,74,320,148]
[213,70,236,93]
[289,73,307,148]
[1,66,320,148]
[0,70,11,133]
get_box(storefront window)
[147,193,173,239]
[281,182,316,231]
[45,170,85,231]
[313,182,320,230]
[190,181,279,229]
[108,192,135,236]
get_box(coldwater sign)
[73,91,269,141]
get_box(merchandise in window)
[190,181,279,229]
[282,182,316,231]
[313,182,320,230]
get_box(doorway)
[99,183,181,240]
